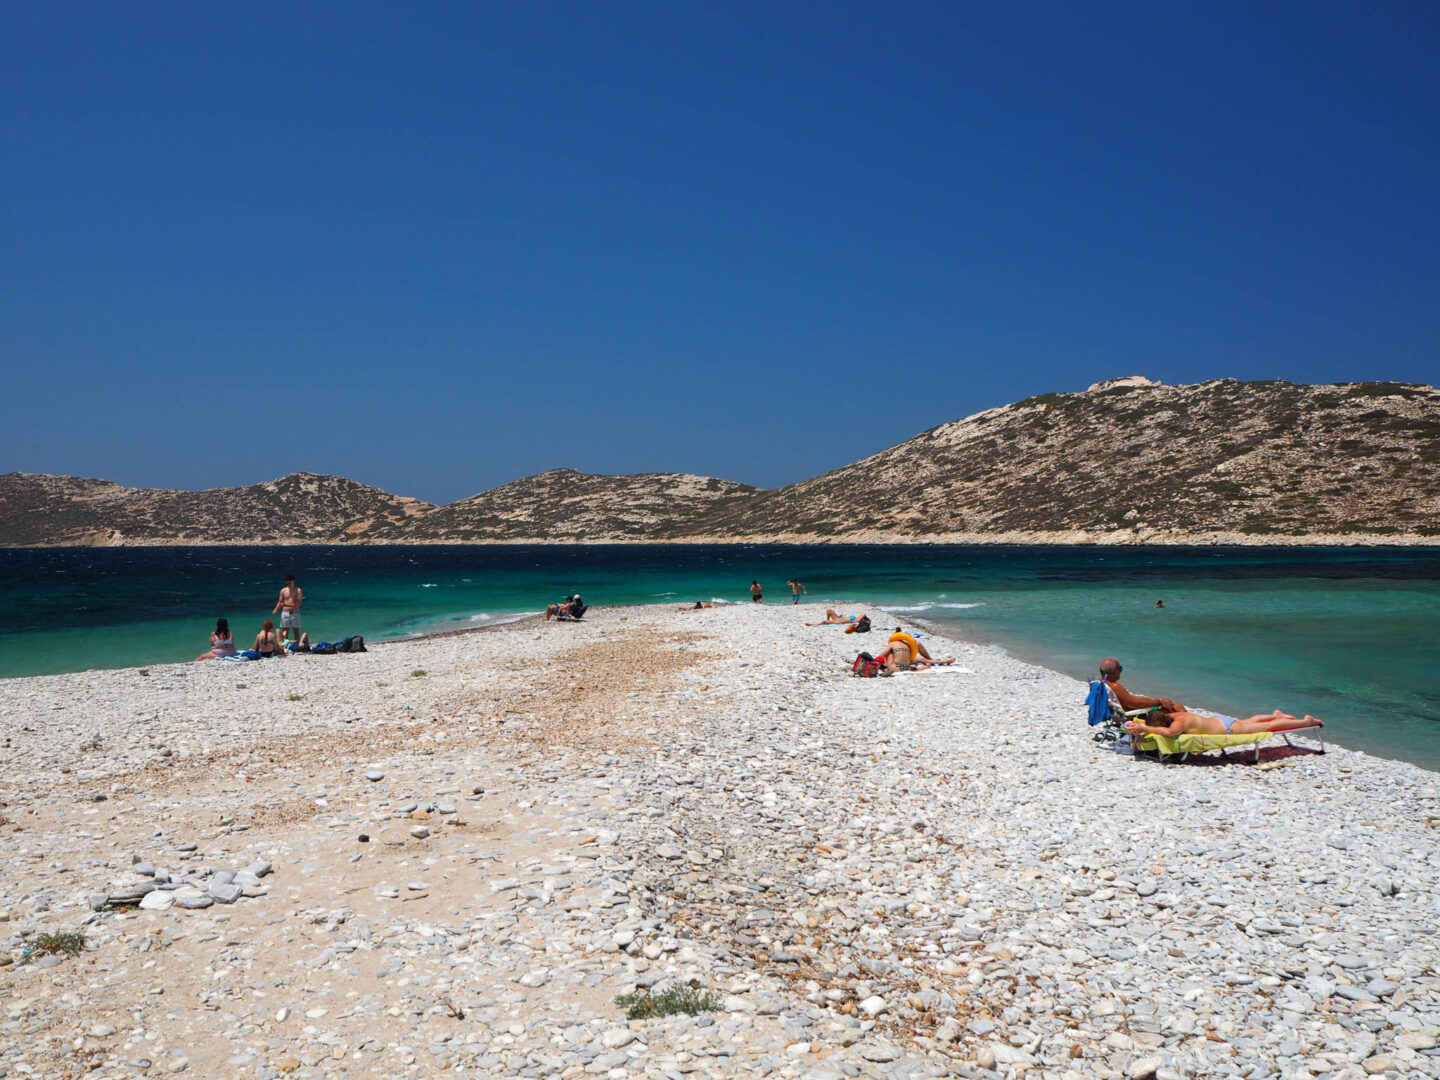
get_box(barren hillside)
[5,378,1437,546]
[0,472,433,546]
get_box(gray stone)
[208,882,244,904]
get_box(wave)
[419,583,438,588]
[468,612,532,627]
[884,601,985,613]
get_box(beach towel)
[1086,680,1112,726]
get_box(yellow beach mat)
[1134,732,1272,756]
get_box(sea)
[2,544,1438,771]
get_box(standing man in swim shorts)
[273,574,303,645]
[787,579,807,604]
[750,580,763,603]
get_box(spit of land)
[0,604,1436,1080]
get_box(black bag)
[337,635,367,653]
[852,615,871,634]
[311,642,338,655]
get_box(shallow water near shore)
[2,543,1438,769]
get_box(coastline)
[2,604,1436,1078]
[10,532,1440,547]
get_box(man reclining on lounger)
[1099,657,1183,713]
[1126,707,1324,738]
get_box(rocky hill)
[366,469,758,542]
[0,472,433,546]
[685,377,1440,544]
[4,378,1438,546]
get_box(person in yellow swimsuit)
[876,628,954,672]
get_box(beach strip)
[0,604,1436,1079]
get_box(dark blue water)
[2,545,1438,769]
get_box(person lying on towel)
[1126,707,1324,738]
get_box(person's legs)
[1230,712,1324,734]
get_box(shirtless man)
[750,581,763,603]
[273,574,303,645]
[787,579,807,605]
[1099,658,1181,713]
[1127,708,1324,738]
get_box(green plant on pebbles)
[22,930,86,964]
[287,692,304,701]
[614,986,721,1020]
[411,670,426,677]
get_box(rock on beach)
[1,602,1438,1079]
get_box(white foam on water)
[469,612,533,628]
[419,583,438,588]
[886,601,985,613]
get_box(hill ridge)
[4,377,1437,546]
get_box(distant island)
[5,377,1438,547]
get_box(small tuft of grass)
[287,692,304,702]
[615,985,721,1020]
[22,930,87,964]
[411,670,427,678]
[310,915,328,925]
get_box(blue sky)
[2,2,1437,503]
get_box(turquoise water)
[2,545,1438,770]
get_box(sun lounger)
[1130,729,1325,763]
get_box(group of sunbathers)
[545,594,587,621]
[1099,657,1325,736]
[812,610,955,673]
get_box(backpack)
[852,615,871,634]
[851,652,888,678]
[337,635,367,653]
[311,642,338,655]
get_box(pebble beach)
[1,603,1437,1080]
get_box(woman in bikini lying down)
[1126,707,1324,738]
[807,609,856,626]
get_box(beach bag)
[337,635,367,653]
[851,652,887,678]
[311,642,338,655]
[852,615,871,634]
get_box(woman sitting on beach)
[253,619,285,658]
[1126,708,1323,738]
[876,629,955,672]
[196,618,237,661]
[807,609,856,626]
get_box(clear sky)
[3,2,1437,504]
